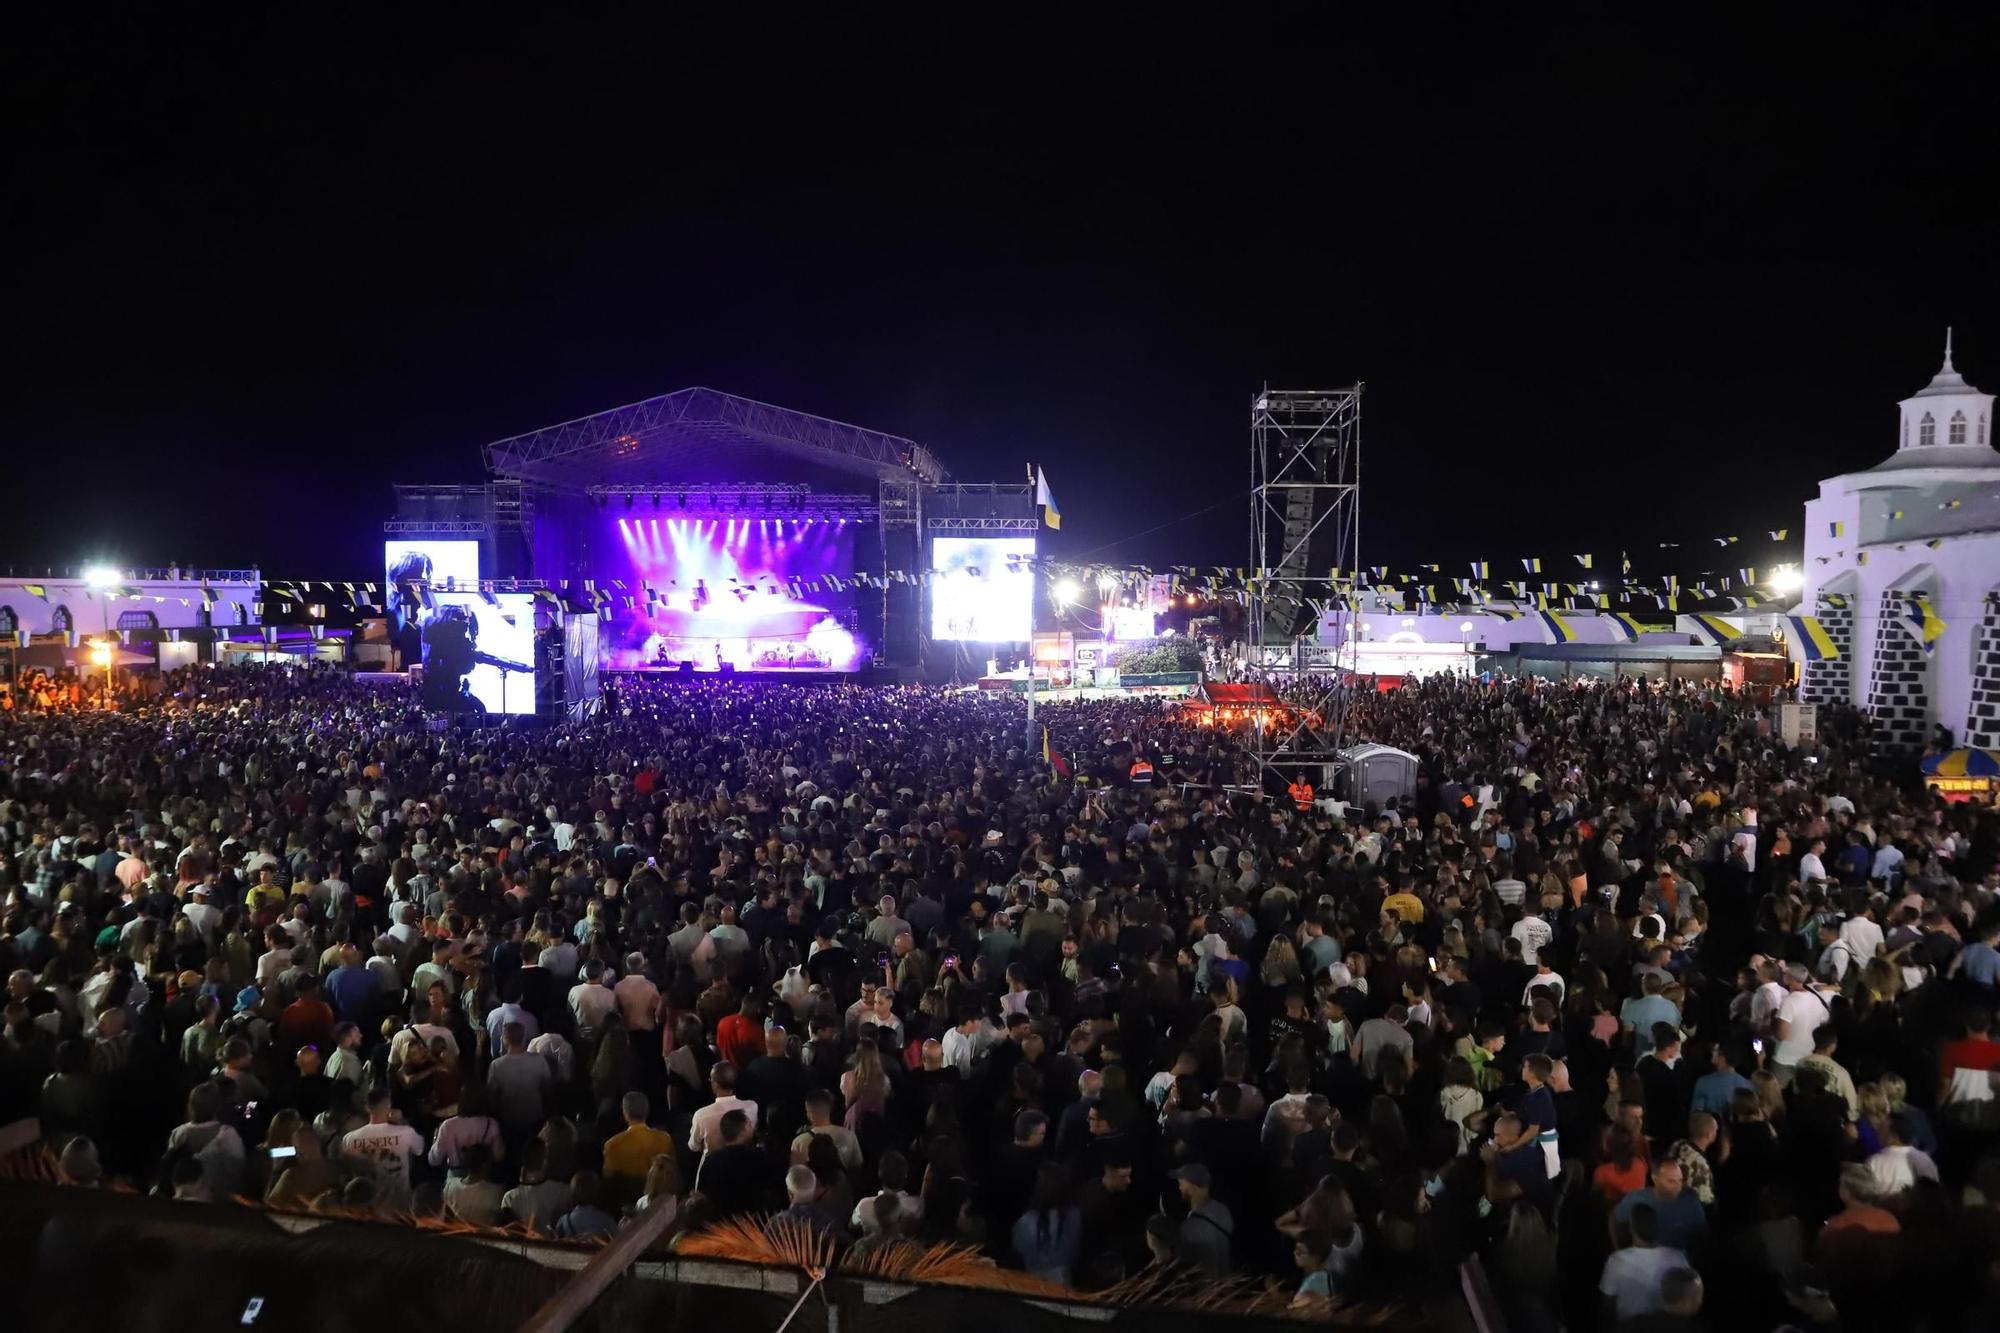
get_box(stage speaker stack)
[719,662,736,677]
[679,660,696,677]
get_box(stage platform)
[606,665,901,685]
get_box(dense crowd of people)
[3,660,1999,1331]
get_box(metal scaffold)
[1245,383,1363,784]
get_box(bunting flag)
[1034,466,1062,531]
[1575,554,1593,569]
[1536,609,1577,644]
[1785,615,1840,662]
[1607,612,1646,642]
[1768,529,1789,541]
[1942,498,1963,510]
[1522,557,1542,573]
[14,631,29,648]
[1897,593,1946,655]
[22,584,46,600]
[1828,521,1845,537]
[1470,561,1489,578]
[1686,613,1742,647]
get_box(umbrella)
[1920,749,2000,778]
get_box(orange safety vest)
[1288,781,1314,812]
[1129,760,1154,786]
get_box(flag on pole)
[1784,615,1840,662]
[1042,725,1072,780]
[1034,467,1062,531]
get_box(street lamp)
[82,567,119,705]
[89,639,114,707]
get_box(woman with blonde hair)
[842,1038,892,1129]
[634,1151,682,1229]
[1751,1069,1787,1124]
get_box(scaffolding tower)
[1246,384,1364,781]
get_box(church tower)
[1894,328,1994,462]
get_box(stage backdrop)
[597,515,869,671]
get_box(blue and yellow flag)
[1784,615,1840,662]
[1898,593,1946,655]
[1536,609,1577,643]
[1686,614,1741,647]
[1606,612,1645,642]
[1034,466,1062,531]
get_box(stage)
[606,665,893,685]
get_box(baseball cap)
[1171,1163,1213,1190]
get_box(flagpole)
[1026,550,1038,750]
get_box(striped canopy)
[1920,749,2000,778]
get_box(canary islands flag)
[1686,613,1742,647]
[1034,466,1061,531]
[1536,609,1577,643]
[1785,614,1840,662]
[1897,593,1946,655]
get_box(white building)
[1798,332,2000,749]
[0,568,263,672]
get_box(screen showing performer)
[597,515,868,672]
[418,592,536,714]
[383,540,480,670]
[931,535,1035,642]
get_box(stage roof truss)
[483,387,950,491]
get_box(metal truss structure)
[482,387,950,491]
[925,516,1041,531]
[585,482,878,521]
[1246,384,1364,781]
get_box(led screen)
[418,592,537,714]
[598,516,868,672]
[931,535,1035,642]
[384,540,481,668]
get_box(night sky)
[5,9,1996,583]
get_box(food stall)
[1920,748,2000,804]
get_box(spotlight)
[652,494,662,509]
[677,494,687,508]
[623,494,634,510]
[84,565,119,589]
[1770,565,1803,594]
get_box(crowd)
[3,660,1999,1332]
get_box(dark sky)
[5,9,1996,583]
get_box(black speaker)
[720,662,736,677]
[679,660,695,677]
[1264,603,1319,641]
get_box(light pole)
[84,566,119,708]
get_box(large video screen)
[384,540,481,668]
[418,592,537,714]
[598,516,868,672]
[931,535,1035,641]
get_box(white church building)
[1798,333,2000,750]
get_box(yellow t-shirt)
[602,1123,674,1180]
